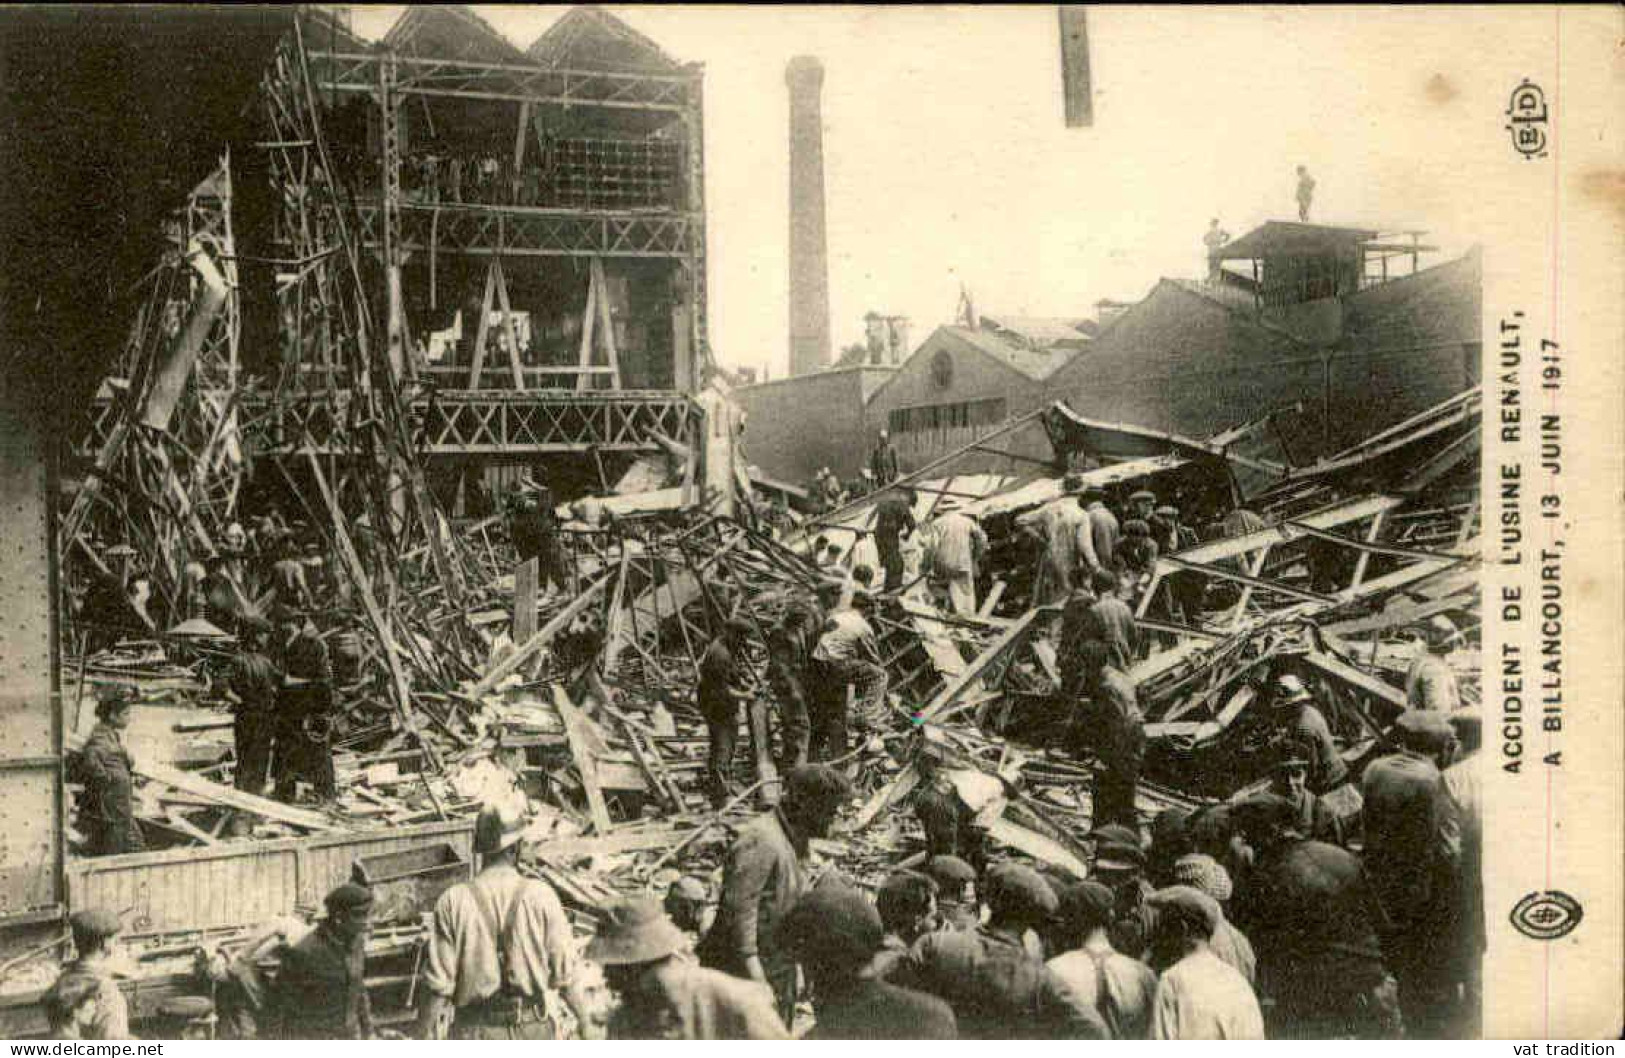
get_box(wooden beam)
[553,685,612,834]
[469,572,609,697]
[513,557,538,645]
[918,609,1040,723]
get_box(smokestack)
[786,55,830,377]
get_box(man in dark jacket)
[269,884,373,1039]
[273,609,336,803]
[698,765,853,1023]
[765,596,821,773]
[229,615,282,795]
[1270,673,1347,793]
[899,863,1106,1039]
[873,488,917,592]
[697,617,759,807]
[78,693,144,856]
[1071,640,1144,830]
[870,429,901,487]
[781,879,957,1039]
[1230,793,1401,1039]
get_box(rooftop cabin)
[295,6,708,396]
[1209,220,1439,313]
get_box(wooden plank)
[513,558,538,645]
[468,572,609,697]
[553,685,612,834]
[918,609,1039,723]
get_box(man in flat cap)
[920,854,980,933]
[898,862,1106,1039]
[55,908,130,1039]
[1361,710,1463,1038]
[589,895,785,1039]
[1046,880,1157,1039]
[1125,489,1157,526]
[1270,672,1348,794]
[698,764,853,1023]
[1267,750,1345,846]
[1228,793,1399,1039]
[268,883,373,1039]
[780,879,957,1039]
[1406,616,1463,712]
[42,970,103,1040]
[76,690,144,857]
[228,614,281,795]
[419,804,595,1039]
[1090,824,1155,959]
[1070,639,1145,831]
[1145,886,1264,1040]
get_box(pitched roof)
[1215,220,1380,260]
[525,6,681,72]
[943,326,1077,382]
[1161,278,1311,345]
[383,5,524,64]
[977,314,1092,347]
[1338,249,1481,349]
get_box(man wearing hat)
[925,503,987,616]
[765,593,822,774]
[809,590,887,760]
[697,617,762,808]
[1071,639,1145,831]
[1406,616,1463,712]
[1270,672,1347,793]
[1079,568,1138,671]
[418,804,594,1039]
[1360,710,1463,1038]
[1081,488,1119,571]
[920,854,980,933]
[55,908,130,1039]
[1018,472,1097,614]
[875,870,942,958]
[272,605,337,804]
[76,690,145,856]
[1228,793,1399,1039]
[898,862,1105,1038]
[1442,710,1483,1037]
[870,428,901,488]
[267,884,373,1039]
[780,880,957,1039]
[1089,824,1155,960]
[41,970,103,1040]
[663,876,715,951]
[1267,750,1345,846]
[1168,854,1255,986]
[698,764,853,1023]
[1145,886,1264,1039]
[1148,504,1199,621]
[1047,880,1157,1039]
[589,896,786,1039]
[1126,489,1157,525]
[228,614,282,795]
[872,486,917,593]
[1114,518,1159,584]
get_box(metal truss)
[308,50,699,111]
[344,201,698,258]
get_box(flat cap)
[1121,518,1150,538]
[1155,505,1179,519]
[1392,709,1456,753]
[1058,880,1116,934]
[1230,793,1300,841]
[1090,823,1142,852]
[984,862,1058,919]
[1172,853,1233,903]
[1129,490,1157,504]
[779,880,882,970]
[324,883,374,915]
[785,764,854,810]
[1147,885,1220,939]
[922,854,977,889]
[69,909,122,945]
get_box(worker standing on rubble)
[77,690,145,856]
[899,863,1106,1039]
[588,895,787,1039]
[1269,673,1347,794]
[1229,793,1401,1039]
[698,764,853,1024]
[765,595,821,773]
[419,805,599,1039]
[229,614,281,795]
[1150,504,1200,620]
[273,606,337,805]
[1080,569,1139,670]
[870,428,901,487]
[1406,616,1463,711]
[809,590,888,760]
[1082,488,1119,571]
[926,503,987,616]
[268,884,374,1039]
[1115,519,1160,589]
[1360,710,1463,1039]
[1071,640,1145,830]
[697,617,759,808]
[52,909,132,1039]
[1019,473,1095,611]
[872,487,917,593]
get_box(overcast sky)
[349,5,1561,379]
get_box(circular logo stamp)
[1509,890,1583,941]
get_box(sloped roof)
[384,5,524,64]
[1161,278,1311,346]
[944,326,1076,382]
[978,314,1091,347]
[526,6,681,72]
[1216,220,1380,260]
[1338,249,1482,349]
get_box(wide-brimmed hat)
[1273,673,1313,705]
[586,896,689,966]
[473,803,527,855]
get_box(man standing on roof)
[870,429,901,487]
[1296,165,1316,221]
[418,804,598,1039]
[1203,219,1230,282]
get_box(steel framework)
[308,49,700,110]
[346,201,700,258]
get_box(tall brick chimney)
[786,55,830,377]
